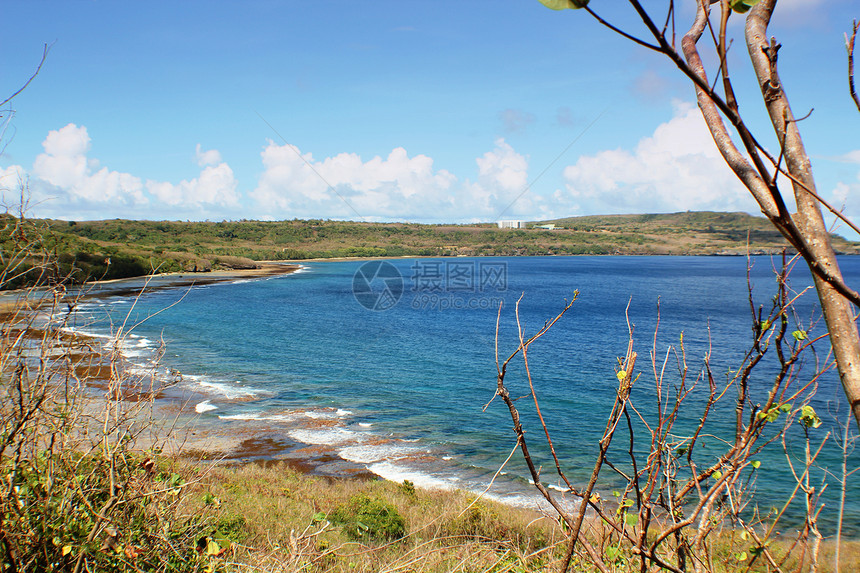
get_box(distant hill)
[2,211,856,288]
[537,211,859,256]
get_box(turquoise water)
[68,256,860,533]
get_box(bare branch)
[583,6,662,52]
[848,20,859,113]
[0,43,51,109]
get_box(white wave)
[60,326,112,340]
[218,412,300,422]
[127,335,154,348]
[184,374,259,399]
[339,443,418,464]
[370,463,570,512]
[303,408,353,420]
[288,427,367,446]
[195,400,218,413]
[366,461,459,491]
[117,349,149,358]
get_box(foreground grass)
[179,461,567,572]
[171,460,860,573]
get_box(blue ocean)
[68,256,860,533]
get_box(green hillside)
[2,211,857,288]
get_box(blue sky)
[1,1,858,232]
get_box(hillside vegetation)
[3,211,857,287]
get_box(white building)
[497,220,524,229]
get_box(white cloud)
[7,126,239,217]
[252,142,462,220]
[6,108,790,224]
[837,150,860,164]
[477,139,528,192]
[830,161,860,237]
[248,138,553,222]
[0,164,28,211]
[466,138,540,219]
[196,143,222,167]
[146,145,239,207]
[0,164,26,192]
[32,123,146,204]
[560,101,757,215]
[0,123,240,219]
[145,162,239,207]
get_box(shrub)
[330,493,406,541]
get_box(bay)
[71,255,860,534]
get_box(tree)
[495,266,841,572]
[539,0,860,430]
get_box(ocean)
[63,255,860,534]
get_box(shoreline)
[7,255,860,534]
[38,262,385,482]
[32,266,543,507]
[80,261,301,295]
[0,262,301,311]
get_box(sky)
[1,0,858,233]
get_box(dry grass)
[179,461,569,572]
[166,459,860,573]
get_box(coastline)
[79,261,301,296]
[1,262,362,475]
[76,262,392,481]
[7,254,860,545]
[28,259,544,506]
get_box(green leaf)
[538,0,590,10]
[624,513,638,527]
[757,406,780,422]
[751,460,761,469]
[730,0,762,13]
[212,531,232,553]
[712,470,723,480]
[312,512,327,524]
[792,330,807,341]
[605,546,621,560]
[779,403,793,413]
[736,551,748,561]
[800,405,822,429]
